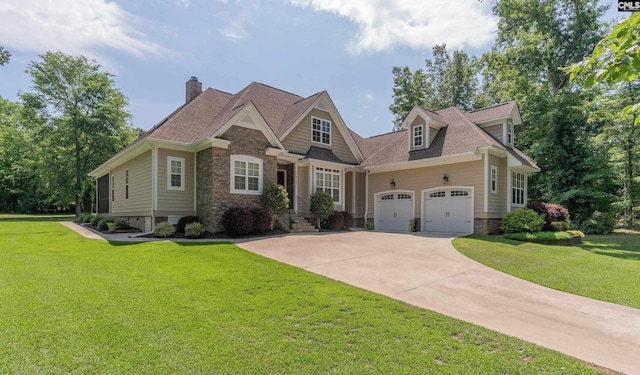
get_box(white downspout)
[364,170,369,226]
[351,171,356,214]
[151,145,158,230]
[484,150,489,213]
[293,162,298,213]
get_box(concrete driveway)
[238,231,640,375]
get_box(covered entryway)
[374,190,414,232]
[423,187,473,233]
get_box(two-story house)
[89,78,538,234]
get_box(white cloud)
[0,0,162,58]
[289,0,497,53]
[175,0,191,7]
[365,93,375,102]
[219,19,250,41]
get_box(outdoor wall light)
[442,174,449,184]
[390,179,396,188]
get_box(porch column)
[293,163,298,213]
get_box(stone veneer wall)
[474,218,502,235]
[196,126,278,233]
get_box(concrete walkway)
[237,231,640,375]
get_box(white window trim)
[230,155,263,195]
[111,175,115,202]
[413,125,423,148]
[124,169,129,200]
[490,165,497,194]
[311,117,332,146]
[512,171,526,207]
[167,156,186,191]
[505,120,513,147]
[314,166,341,205]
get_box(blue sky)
[0,0,624,138]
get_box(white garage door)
[375,192,414,232]
[424,189,473,233]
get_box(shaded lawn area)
[453,233,640,309]
[0,220,600,374]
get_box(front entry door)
[277,169,293,209]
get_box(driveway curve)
[238,231,640,375]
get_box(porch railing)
[296,195,311,218]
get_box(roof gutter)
[363,152,481,174]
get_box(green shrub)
[341,211,354,229]
[251,207,272,234]
[221,206,253,237]
[579,211,615,234]
[80,212,93,223]
[115,218,131,230]
[549,221,569,232]
[364,221,374,230]
[184,222,205,238]
[261,184,289,214]
[177,216,199,233]
[501,209,544,234]
[97,216,115,231]
[91,215,105,226]
[568,229,585,238]
[408,220,415,232]
[505,231,573,241]
[527,201,570,231]
[154,222,176,238]
[310,191,334,228]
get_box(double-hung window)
[506,120,513,146]
[512,171,525,206]
[490,165,497,194]
[315,167,340,203]
[312,117,331,145]
[167,157,185,191]
[231,155,263,195]
[413,125,423,148]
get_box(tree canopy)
[18,51,138,215]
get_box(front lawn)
[0,219,600,374]
[453,232,640,309]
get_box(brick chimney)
[185,76,202,103]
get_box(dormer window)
[312,117,331,146]
[506,119,513,146]
[413,125,423,148]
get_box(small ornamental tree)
[310,191,334,229]
[261,184,289,229]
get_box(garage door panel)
[375,192,414,232]
[424,189,473,233]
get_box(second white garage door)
[375,191,414,232]
[423,188,473,233]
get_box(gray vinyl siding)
[355,171,365,217]
[428,125,439,146]
[484,124,503,143]
[487,153,507,216]
[367,160,484,220]
[111,150,152,217]
[282,108,358,164]
[156,148,195,217]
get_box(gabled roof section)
[279,91,364,163]
[400,106,447,131]
[351,130,406,160]
[146,88,233,143]
[361,106,538,171]
[466,101,521,125]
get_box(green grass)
[0,219,600,374]
[453,233,640,309]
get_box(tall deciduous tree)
[0,47,9,66]
[389,66,429,130]
[21,51,136,216]
[482,0,614,230]
[0,98,41,212]
[389,44,481,130]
